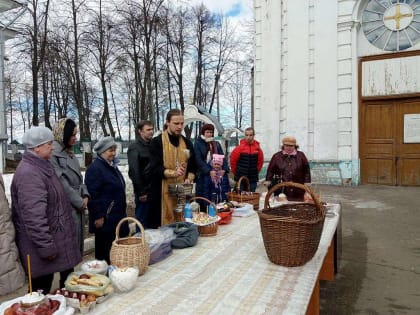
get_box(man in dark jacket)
[230,127,264,192]
[148,109,197,228]
[127,120,154,228]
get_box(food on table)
[108,266,138,292]
[20,292,44,307]
[68,273,104,287]
[65,272,111,297]
[278,193,288,202]
[192,212,217,225]
[80,259,108,275]
[3,296,60,315]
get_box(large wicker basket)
[227,176,260,210]
[110,217,150,276]
[190,196,219,237]
[258,182,326,267]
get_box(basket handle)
[236,176,250,192]
[190,196,217,211]
[114,216,146,246]
[264,181,324,215]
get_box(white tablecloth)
[90,204,340,315]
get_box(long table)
[90,203,340,315]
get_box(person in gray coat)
[11,126,82,294]
[0,174,25,295]
[51,118,89,255]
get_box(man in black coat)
[147,109,197,228]
[127,120,154,228]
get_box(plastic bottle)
[208,193,217,217]
[183,194,192,219]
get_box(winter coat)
[194,136,230,202]
[127,137,151,197]
[230,139,264,183]
[85,156,128,235]
[51,140,89,255]
[265,150,311,201]
[0,174,25,295]
[11,151,82,278]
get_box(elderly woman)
[51,118,89,256]
[194,124,230,205]
[85,136,128,264]
[11,126,82,294]
[265,136,311,201]
[0,173,25,295]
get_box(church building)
[254,0,420,186]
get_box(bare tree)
[165,5,191,112]
[84,0,116,136]
[69,0,91,140]
[207,15,237,116]
[191,4,215,108]
[24,0,51,126]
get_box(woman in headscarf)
[194,124,230,205]
[51,118,89,256]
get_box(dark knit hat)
[200,124,214,135]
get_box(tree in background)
[4,0,253,142]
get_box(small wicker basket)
[110,217,150,276]
[227,176,260,210]
[258,182,326,267]
[190,196,219,237]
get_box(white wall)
[313,0,338,160]
[254,0,282,159]
[254,0,343,160]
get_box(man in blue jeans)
[128,120,154,229]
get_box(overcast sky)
[189,0,253,18]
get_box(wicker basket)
[110,217,150,276]
[258,182,326,267]
[227,176,260,210]
[190,196,219,237]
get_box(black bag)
[164,222,199,249]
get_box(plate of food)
[64,272,111,297]
[0,293,70,315]
[186,213,220,226]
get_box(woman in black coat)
[85,136,129,264]
[194,124,230,205]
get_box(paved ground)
[318,184,420,315]
[1,184,420,314]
